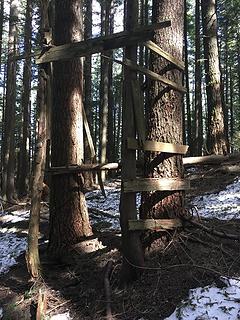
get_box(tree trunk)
[0,0,4,66]
[99,0,112,182]
[83,0,94,189]
[201,0,228,155]
[48,0,92,258]
[184,0,191,151]
[1,0,19,203]
[119,0,144,284]
[193,0,203,156]
[17,0,32,198]
[140,0,185,220]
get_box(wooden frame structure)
[36,10,188,275]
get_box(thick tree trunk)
[193,0,203,156]
[1,0,18,203]
[140,0,185,220]
[201,0,228,155]
[48,0,92,258]
[17,0,32,198]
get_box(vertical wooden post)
[119,0,144,284]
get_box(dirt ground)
[1,164,240,319]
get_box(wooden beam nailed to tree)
[127,137,188,154]
[123,178,190,192]
[128,218,182,231]
[143,40,185,70]
[36,21,171,64]
[104,56,187,93]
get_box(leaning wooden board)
[123,178,190,192]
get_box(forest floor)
[1,162,240,319]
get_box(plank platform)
[128,218,182,231]
[127,137,188,154]
[123,178,190,192]
[36,21,171,64]
[143,40,185,70]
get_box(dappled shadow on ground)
[1,166,240,319]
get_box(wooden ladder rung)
[127,138,188,154]
[123,178,190,192]
[128,218,182,231]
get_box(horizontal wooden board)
[107,57,187,93]
[48,163,120,175]
[127,137,188,154]
[128,219,182,231]
[143,40,185,70]
[123,178,190,192]
[36,21,171,64]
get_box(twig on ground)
[46,300,70,315]
[104,260,114,320]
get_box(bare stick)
[104,261,113,320]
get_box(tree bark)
[120,0,144,284]
[1,0,19,203]
[140,0,185,220]
[48,0,92,258]
[17,0,32,198]
[201,0,228,155]
[193,0,203,156]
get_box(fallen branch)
[181,215,240,241]
[104,261,113,320]
[183,153,240,166]
[89,207,119,220]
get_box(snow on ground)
[165,277,240,320]
[1,178,240,319]
[0,210,28,275]
[191,177,240,220]
[50,312,72,320]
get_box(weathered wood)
[48,163,120,174]
[127,137,188,154]
[128,218,182,231]
[83,105,96,158]
[183,153,240,166]
[143,40,185,70]
[131,80,145,142]
[123,178,190,192]
[36,289,47,320]
[36,21,171,64]
[105,56,187,93]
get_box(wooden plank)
[131,80,146,142]
[36,21,171,64]
[143,40,185,70]
[129,218,182,231]
[104,56,187,93]
[83,105,96,158]
[123,178,190,192]
[48,163,120,175]
[127,137,188,154]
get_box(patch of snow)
[0,210,29,223]
[0,307,3,319]
[191,177,240,220]
[0,232,27,274]
[50,312,71,320]
[165,277,240,320]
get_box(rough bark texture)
[140,0,185,220]
[18,0,32,198]
[83,0,94,189]
[0,0,4,66]
[26,69,47,279]
[201,0,228,155]
[1,0,18,202]
[193,0,203,156]
[48,0,92,258]
[119,0,144,284]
